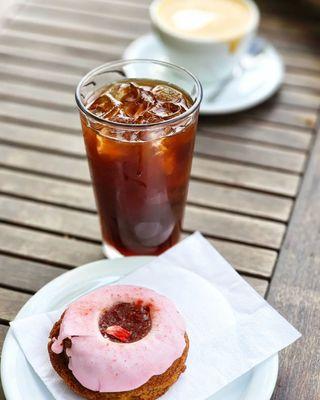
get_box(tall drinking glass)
[76,59,202,257]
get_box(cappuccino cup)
[150,0,260,89]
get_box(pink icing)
[51,285,186,393]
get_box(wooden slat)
[0,195,100,241]
[0,122,84,155]
[192,157,300,197]
[0,101,79,133]
[0,170,277,277]
[195,135,306,173]
[268,128,320,400]
[0,194,286,249]
[0,81,74,110]
[0,116,311,160]
[0,144,88,181]
[0,44,92,74]
[0,169,92,208]
[184,205,286,249]
[0,223,102,267]
[14,3,149,33]
[285,71,320,92]
[275,87,320,111]
[10,16,136,45]
[1,30,123,61]
[0,254,66,292]
[199,122,312,151]
[188,180,293,221]
[251,105,317,130]
[0,287,31,321]
[208,239,276,278]
[0,143,300,196]
[0,166,293,222]
[0,62,76,92]
[28,0,150,20]
[0,325,8,354]
[243,276,268,297]
[282,51,320,74]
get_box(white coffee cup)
[150,0,260,90]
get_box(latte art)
[156,0,254,40]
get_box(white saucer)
[1,257,278,400]
[123,34,284,114]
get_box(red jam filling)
[99,302,151,343]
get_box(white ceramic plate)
[1,257,278,400]
[123,33,284,115]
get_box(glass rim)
[75,59,203,130]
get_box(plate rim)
[122,33,284,115]
[1,256,279,400]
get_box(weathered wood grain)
[9,16,136,45]
[0,194,286,249]
[0,287,31,321]
[1,30,123,61]
[0,195,100,241]
[277,87,320,110]
[0,173,277,277]
[0,143,89,181]
[0,325,8,355]
[251,105,317,130]
[184,205,286,249]
[285,71,320,92]
[0,223,102,267]
[0,101,79,133]
[191,157,300,196]
[199,122,312,151]
[0,44,91,75]
[193,235,277,278]
[12,3,149,34]
[0,255,66,293]
[0,167,293,222]
[195,135,306,173]
[0,122,84,155]
[28,0,150,20]
[188,180,293,221]
[0,81,74,110]
[0,62,77,92]
[268,129,320,400]
[0,144,300,196]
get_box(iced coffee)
[76,60,202,256]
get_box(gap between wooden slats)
[8,2,149,33]
[0,62,318,116]
[198,124,312,152]
[0,108,313,155]
[4,13,320,76]
[0,193,286,249]
[0,165,293,222]
[0,248,273,297]
[0,31,123,62]
[0,105,309,173]
[0,142,301,196]
[0,222,276,279]
[0,61,320,116]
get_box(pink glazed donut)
[48,285,189,400]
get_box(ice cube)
[88,94,118,118]
[152,85,183,103]
[122,88,155,120]
[107,82,142,104]
[151,102,183,119]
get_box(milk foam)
[157,0,254,40]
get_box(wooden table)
[0,0,319,398]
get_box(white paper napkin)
[11,232,301,400]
